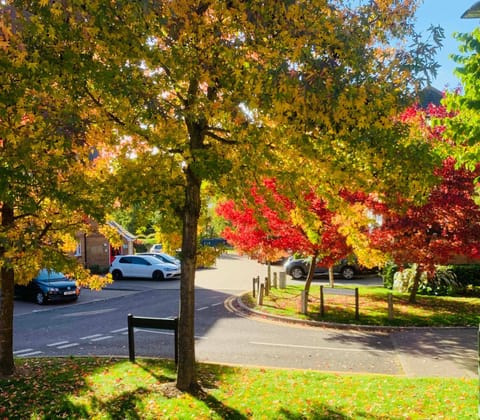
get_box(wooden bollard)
[273,272,278,288]
[388,293,394,320]
[300,290,308,314]
[264,276,269,296]
[257,283,264,305]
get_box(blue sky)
[415,0,479,90]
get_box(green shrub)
[380,262,398,289]
[418,266,462,296]
[392,266,422,293]
[447,264,480,286]
[392,265,461,296]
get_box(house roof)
[462,1,480,18]
[107,221,136,242]
[418,86,443,108]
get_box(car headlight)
[47,287,60,292]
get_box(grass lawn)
[242,285,480,327]
[0,357,476,419]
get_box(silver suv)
[284,257,362,280]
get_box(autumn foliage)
[216,178,351,267]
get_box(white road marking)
[197,306,209,311]
[136,328,206,339]
[110,327,128,333]
[57,343,79,349]
[250,341,393,353]
[13,348,35,354]
[90,335,113,342]
[61,308,117,317]
[137,329,174,336]
[212,302,223,307]
[47,341,69,347]
[80,334,103,340]
[16,351,43,357]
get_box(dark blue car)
[15,269,80,305]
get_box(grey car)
[283,257,368,280]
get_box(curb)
[227,293,477,332]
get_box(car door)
[130,256,153,278]
[314,263,328,275]
[116,256,133,277]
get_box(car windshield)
[36,269,66,282]
[160,254,177,264]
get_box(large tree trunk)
[0,203,15,376]
[176,166,201,391]
[176,167,201,391]
[408,267,422,304]
[176,111,203,391]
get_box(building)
[76,221,136,272]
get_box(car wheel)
[35,291,46,305]
[112,270,123,281]
[290,266,305,280]
[341,266,355,280]
[153,270,165,281]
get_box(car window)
[161,254,177,264]
[131,256,150,266]
[36,269,65,281]
[118,257,132,264]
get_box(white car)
[109,255,180,281]
[138,252,181,267]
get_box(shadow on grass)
[278,404,379,420]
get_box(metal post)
[128,314,135,362]
[174,318,178,365]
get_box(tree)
[6,0,442,390]
[217,178,353,295]
[361,105,480,303]
[0,5,113,376]
[442,28,480,172]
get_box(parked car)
[284,257,375,280]
[14,269,80,305]
[109,255,180,281]
[138,252,181,267]
[200,237,229,248]
[149,244,163,252]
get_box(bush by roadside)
[381,263,480,296]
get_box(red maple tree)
[216,178,352,292]
[359,104,480,302]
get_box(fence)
[320,286,359,320]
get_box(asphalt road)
[13,254,478,378]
